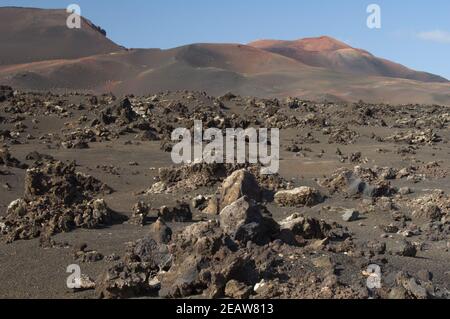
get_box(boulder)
[412,204,443,222]
[391,240,417,257]
[342,209,360,222]
[203,196,219,215]
[129,201,150,226]
[95,262,159,299]
[219,169,261,210]
[219,196,279,245]
[127,237,172,271]
[274,187,324,207]
[149,218,172,244]
[158,202,192,222]
[279,213,350,241]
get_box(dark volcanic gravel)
[1,88,450,299]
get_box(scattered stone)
[149,218,172,244]
[126,237,172,271]
[148,163,239,193]
[312,255,334,269]
[224,280,253,299]
[0,147,28,169]
[71,274,96,291]
[129,201,150,226]
[279,213,350,241]
[105,254,120,262]
[416,270,433,282]
[391,240,417,257]
[319,166,397,198]
[191,195,207,210]
[95,262,159,299]
[74,250,104,263]
[399,187,412,195]
[342,209,360,222]
[274,187,324,207]
[394,272,430,299]
[158,202,192,222]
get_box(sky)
[2,0,450,79]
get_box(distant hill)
[1,7,450,105]
[0,7,122,65]
[249,36,448,83]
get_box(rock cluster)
[0,160,124,243]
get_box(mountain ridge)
[249,37,448,83]
[1,7,450,105]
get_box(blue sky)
[2,0,450,78]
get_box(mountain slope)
[2,43,450,106]
[249,36,448,83]
[0,7,122,65]
[0,43,310,95]
[1,8,450,105]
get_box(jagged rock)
[149,163,237,193]
[158,202,192,222]
[105,254,120,262]
[203,196,219,215]
[274,187,324,207]
[320,166,397,198]
[219,169,261,210]
[413,204,443,222]
[391,240,417,257]
[342,209,360,222]
[416,270,433,282]
[219,196,279,245]
[224,280,253,299]
[74,249,104,263]
[149,218,172,244]
[126,237,172,271]
[137,129,159,141]
[129,201,150,226]
[312,256,334,269]
[95,262,159,299]
[388,287,408,299]
[79,199,120,229]
[24,160,113,205]
[25,152,54,163]
[386,129,441,145]
[191,195,207,209]
[76,274,96,291]
[117,98,138,124]
[399,187,412,195]
[0,148,28,169]
[394,272,430,299]
[279,213,350,241]
[158,221,229,298]
[1,161,124,243]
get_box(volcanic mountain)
[0,7,122,65]
[249,36,448,83]
[1,7,450,105]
